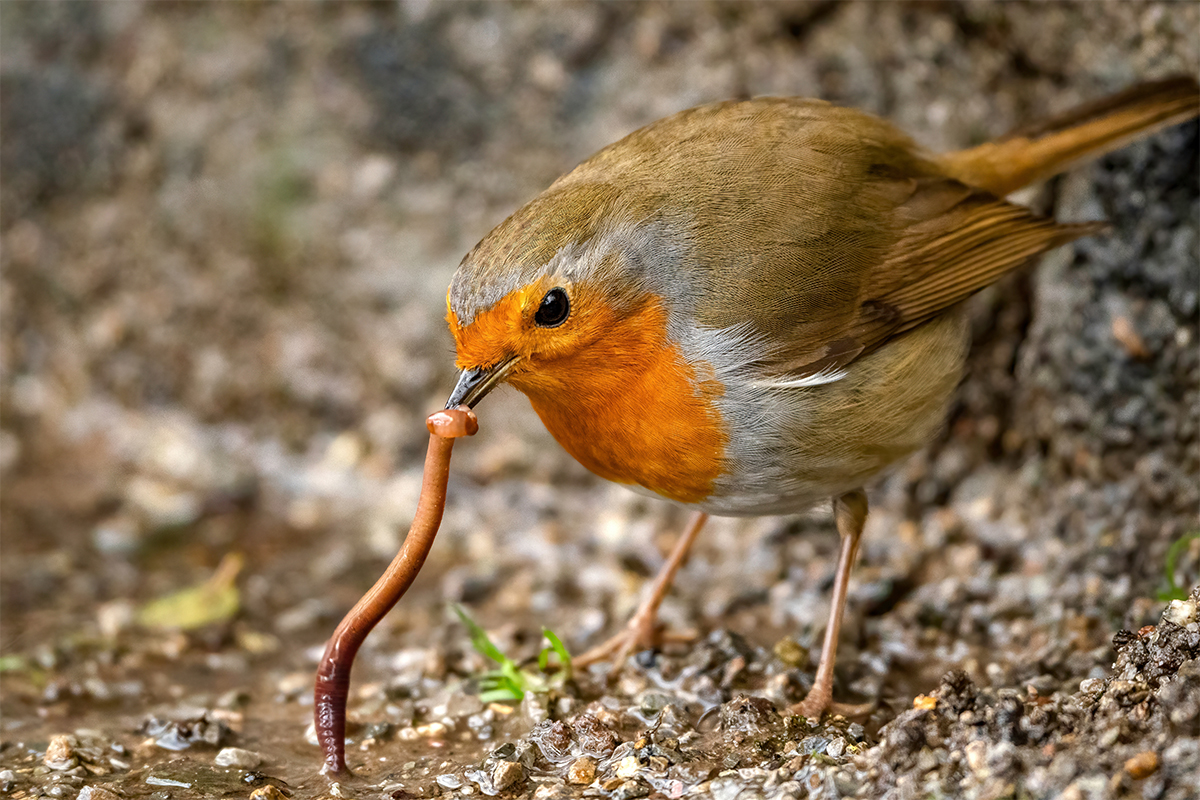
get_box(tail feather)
[940,75,1200,197]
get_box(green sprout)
[451,604,572,703]
[1158,531,1200,602]
[0,655,28,673]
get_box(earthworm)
[314,406,478,776]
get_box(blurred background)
[1,0,1197,794]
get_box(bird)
[442,76,1199,719]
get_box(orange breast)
[509,296,727,504]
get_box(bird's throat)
[510,299,727,504]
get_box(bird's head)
[445,180,675,409]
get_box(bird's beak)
[445,356,520,409]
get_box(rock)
[567,756,597,785]
[773,637,810,669]
[214,747,263,768]
[77,788,121,800]
[1123,751,1158,779]
[249,787,287,800]
[721,696,780,733]
[530,719,572,761]
[572,713,618,757]
[615,754,641,779]
[492,759,525,791]
[435,773,463,789]
[1163,595,1197,627]
[45,735,77,771]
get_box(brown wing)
[753,176,1101,382]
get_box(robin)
[443,77,1199,718]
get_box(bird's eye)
[534,287,570,327]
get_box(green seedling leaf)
[538,627,572,675]
[479,671,525,703]
[0,655,28,673]
[1158,531,1200,602]
[452,603,512,666]
[137,553,243,631]
[452,605,574,702]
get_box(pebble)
[1123,751,1159,779]
[912,694,937,710]
[435,773,463,789]
[965,740,987,774]
[532,784,569,800]
[1164,596,1197,627]
[414,722,448,739]
[249,787,287,800]
[568,756,597,784]
[614,778,651,799]
[45,735,77,771]
[492,760,525,791]
[616,754,641,778]
[214,747,263,768]
[77,788,121,800]
[773,637,809,669]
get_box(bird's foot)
[572,610,696,674]
[789,684,875,721]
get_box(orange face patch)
[449,285,727,503]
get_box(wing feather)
[759,179,1102,382]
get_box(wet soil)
[2,3,1198,799]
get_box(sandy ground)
[1,2,1198,799]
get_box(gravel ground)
[1,3,1197,799]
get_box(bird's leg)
[574,511,709,671]
[791,488,873,720]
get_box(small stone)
[531,720,572,761]
[215,689,250,710]
[97,600,137,637]
[635,693,673,716]
[719,695,780,735]
[45,735,77,771]
[490,742,517,760]
[773,637,809,669]
[1059,785,1084,800]
[912,694,937,711]
[78,788,121,800]
[616,755,641,778]
[1123,751,1159,779]
[214,747,263,768]
[415,722,448,738]
[1111,315,1151,359]
[435,774,463,789]
[492,760,525,791]
[965,740,987,774]
[1163,597,1197,627]
[249,787,287,800]
[572,713,618,757]
[614,779,651,799]
[568,756,597,785]
[275,672,311,698]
